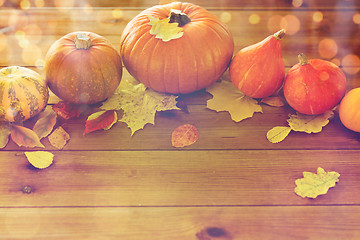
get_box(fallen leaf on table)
[25,151,54,169]
[52,101,88,120]
[172,124,199,148]
[48,126,70,149]
[295,167,340,198]
[266,126,292,143]
[260,96,286,107]
[0,122,11,148]
[101,78,179,136]
[206,81,262,122]
[287,110,334,134]
[11,125,44,148]
[33,109,57,139]
[148,15,184,42]
[83,110,117,135]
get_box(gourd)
[229,29,286,98]
[44,31,122,104]
[339,88,360,132]
[283,53,346,115]
[120,2,234,94]
[0,66,49,122]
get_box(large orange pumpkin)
[339,88,360,132]
[44,31,122,104]
[120,2,234,94]
[0,66,49,122]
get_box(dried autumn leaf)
[25,151,54,169]
[172,124,199,148]
[206,81,262,122]
[83,110,117,135]
[148,15,183,42]
[287,110,334,134]
[101,78,179,136]
[11,125,45,148]
[33,109,57,139]
[48,126,70,149]
[52,101,87,120]
[260,96,286,107]
[0,122,11,148]
[295,167,340,198]
[266,126,292,143]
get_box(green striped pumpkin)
[0,66,49,122]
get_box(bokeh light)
[267,15,283,33]
[22,45,43,65]
[23,24,43,43]
[35,0,45,7]
[331,58,341,66]
[20,0,31,10]
[318,38,338,59]
[342,54,360,75]
[313,11,323,22]
[353,13,360,24]
[0,0,5,7]
[280,15,300,35]
[0,34,7,52]
[292,0,303,8]
[112,9,124,19]
[249,14,260,25]
[220,12,232,23]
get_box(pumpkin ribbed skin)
[45,31,122,104]
[0,66,49,122]
[120,2,234,94]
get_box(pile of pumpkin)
[0,2,359,133]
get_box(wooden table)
[1,0,360,239]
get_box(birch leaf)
[33,109,57,139]
[295,167,340,198]
[11,125,45,148]
[148,15,183,42]
[48,126,70,149]
[25,151,54,169]
[266,126,292,143]
[101,78,179,136]
[172,124,199,148]
[83,110,117,135]
[0,122,11,148]
[206,81,262,122]
[287,110,334,134]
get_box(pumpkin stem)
[168,9,191,27]
[298,53,309,65]
[274,29,286,40]
[74,32,92,50]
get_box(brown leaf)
[260,96,286,107]
[0,122,11,149]
[11,125,45,148]
[172,124,199,148]
[48,126,70,149]
[33,109,57,139]
[83,110,117,135]
[52,101,88,120]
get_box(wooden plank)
[0,150,359,207]
[0,206,360,239]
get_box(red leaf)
[83,110,117,135]
[11,125,45,148]
[33,109,57,139]
[171,124,199,148]
[52,101,87,120]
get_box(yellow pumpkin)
[0,66,49,122]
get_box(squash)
[120,2,234,94]
[339,88,360,132]
[44,31,122,104]
[0,66,49,122]
[283,53,346,115]
[229,29,286,98]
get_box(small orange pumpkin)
[0,66,49,122]
[339,88,360,132]
[120,2,234,94]
[44,31,122,104]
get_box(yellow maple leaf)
[148,15,183,42]
[101,78,179,136]
[266,126,292,143]
[25,151,54,169]
[295,167,340,198]
[206,81,262,122]
[287,110,334,134]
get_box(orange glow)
[331,58,341,66]
[267,15,283,34]
[0,0,4,7]
[220,12,232,23]
[318,38,338,59]
[23,24,43,43]
[112,9,124,19]
[0,34,7,51]
[249,14,260,25]
[20,0,31,10]
[292,0,303,8]
[54,0,74,8]
[313,11,323,22]
[35,0,45,7]
[353,13,360,24]
[280,15,300,35]
[22,45,42,65]
[342,54,360,75]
